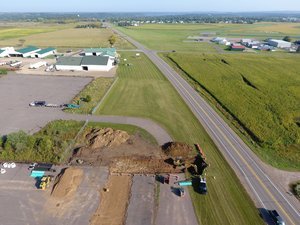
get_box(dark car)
[269,210,285,225]
[199,177,207,194]
[29,101,46,107]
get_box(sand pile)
[51,167,83,199]
[163,142,193,158]
[86,128,130,149]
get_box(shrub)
[85,95,92,102]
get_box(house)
[83,48,117,59]
[55,55,114,72]
[230,44,245,51]
[268,39,292,48]
[12,46,41,57]
[33,47,56,58]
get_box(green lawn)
[116,22,300,52]
[164,53,300,170]
[66,77,115,114]
[96,52,264,225]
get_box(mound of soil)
[110,156,181,174]
[86,128,130,149]
[51,167,83,199]
[162,142,193,158]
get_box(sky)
[1,0,300,12]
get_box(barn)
[55,57,83,71]
[55,56,114,72]
[83,48,117,59]
[268,39,292,48]
[12,46,41,57]
[81,56,114,71]
[33,47,56,58]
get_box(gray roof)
[56,57,82,66]
[17,46,40,54]
[81,56,109,66]
[0,49,5,54]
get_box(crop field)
[96,52,264,225]
[0,25,134,50]
[66,77,115,114]
[165,53,300,170]
[116,22,300,51]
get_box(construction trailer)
[29,61,47,69]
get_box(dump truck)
[39,176,52,190]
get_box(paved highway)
[112,27,300,225]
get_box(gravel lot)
[0,74,92,135]
[0,164,108,225]
[126,175,156,225]
[155,174,199,225]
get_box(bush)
[0,69,7,75]
[85,95,92,103]
[293,182,300,198]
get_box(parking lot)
[0,73,92,135]
[0,164,108,225]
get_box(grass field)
[96,52,264,225]
[164,53,300,170]
[116,22,300,52]
[66,77,115,114]
[0,27,134,50]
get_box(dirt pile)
[85,128,130,149]
[51,167,83,199]
[110,156,181,174]
[163,142,193,158]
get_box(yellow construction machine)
[39,176,52,190]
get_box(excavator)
[39,176,52,190]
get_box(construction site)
[0,126,209,225]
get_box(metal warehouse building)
[12,46,41,57]
[268,39,292,48]
[55,56,114,72]
[33,47,56,58]
[83,48,117,59]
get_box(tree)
[109,35,117,46]
[283,36,292,42]
[85,95,92,102]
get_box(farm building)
[55,56,114,72]
[55,57,83,71]
[0,47,18,57]
[32,47,56,58]
[83,48,117,59]
[81,56,114,71]
[11,46,41,57]
[268,39,292,48]
[211,37,230,45]
[230,44,245,51]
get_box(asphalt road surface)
[112,26,300,225]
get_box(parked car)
[29,101,46,107]
[269,210,285,225]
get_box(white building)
[13,46,41,58]
[55,57,83,71]
[0,47,16,57]
[55,56,114,72]
[83,48,117,59]
[268,39,292,48]
[32,48,56,58]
